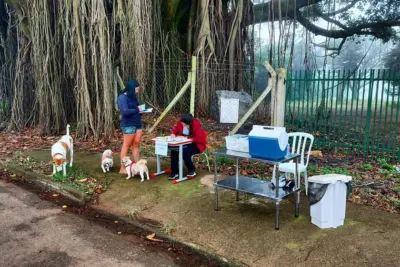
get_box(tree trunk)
[228,0,243,90]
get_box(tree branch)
[313,38,347,55]
[252,0,323,23]
[321,0,360,16]
[295,10,400,39]
[315,10,349,30]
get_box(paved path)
[0,180,179,267]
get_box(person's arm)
[171,122,182,136]
[118,95,139,116]
[190,120,206,144]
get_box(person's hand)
[138,105,143,112]
[170,134,176,138]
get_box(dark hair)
[180,114,194,125]
[123,79,140,100]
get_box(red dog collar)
[53,153,63,158]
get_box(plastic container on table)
[225,134,249,153]
[248,126,288,160]
[308,174,352,229]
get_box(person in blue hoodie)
[117,79,143,174]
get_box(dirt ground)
[15,150,400,267]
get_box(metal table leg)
[295,158,300,217]
[214,154,219,211]
[179,144,183,180]
[275,164,281,230]
[275,164,280,198]
[275,201,280,230]
[156,154,161,173]
[173,144,189,184]
[150,153,172,178]
[236,158,239,201]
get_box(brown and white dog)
[121,157,149,182]
[101,149,114,173]
[51,124,73,176]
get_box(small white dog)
[51,124,74,176]
[101,149,114,173]
[121,157,150,182]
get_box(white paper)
[155,140,168,156]
[140,108,153,113]
[220,98,239,123]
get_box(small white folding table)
[151,137,194,184]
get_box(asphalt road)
[0,180,180,267]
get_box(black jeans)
[170,143,200,174]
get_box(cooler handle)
[263,127,274,130]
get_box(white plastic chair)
[192,152,211,172]
[273,132,314,195]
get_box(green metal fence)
[285,69,400,159]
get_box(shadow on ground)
[25,150,400,267]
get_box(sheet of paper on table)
[155,140,168,156]
[140,108,153,113]
[155,136,188,143]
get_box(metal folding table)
[151,138,193,184]
[213,149,300,230]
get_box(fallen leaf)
[52,194,59,197]
[114,220,118,224]
[241,170,248,175]
[78,178,87,183]
[146,233,155,240]
[117,232,122,235]
[146,233,162,242]
[62,205,67,209]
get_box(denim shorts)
[121,126,137,134]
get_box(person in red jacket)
[169,114,207,180]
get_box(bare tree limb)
[315,11,349,30]
[295,10,400,39]
[321,0,360,16]
[252,0,323,22]
[313,37,347,55]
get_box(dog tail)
[66,124,70,136]
[137,159,147,165]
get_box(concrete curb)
[0,159,90,204]
[0,159,244,267]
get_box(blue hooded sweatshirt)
[117,80,142,129]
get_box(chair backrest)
[288,132,314,167]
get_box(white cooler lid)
[308,174,352,184]
[249,126,288,151]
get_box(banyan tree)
[0,0,398,139]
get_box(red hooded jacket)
[172,118,207,153]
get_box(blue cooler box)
[248,126,289,160]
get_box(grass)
[52,165,109,195]
[359,163,374,171]
[128,208,139,220]
[321,165,351,176]
[163,221,176,235]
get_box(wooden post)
[190,56,197,115]
[271,68,286,127]
[230,62,276,135]
[149,73,192,133]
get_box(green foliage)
[215,155,235,166]
[163,221,176,235]
[53,166,88,183]
[321,165,351,175]
[359,163,374,172]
